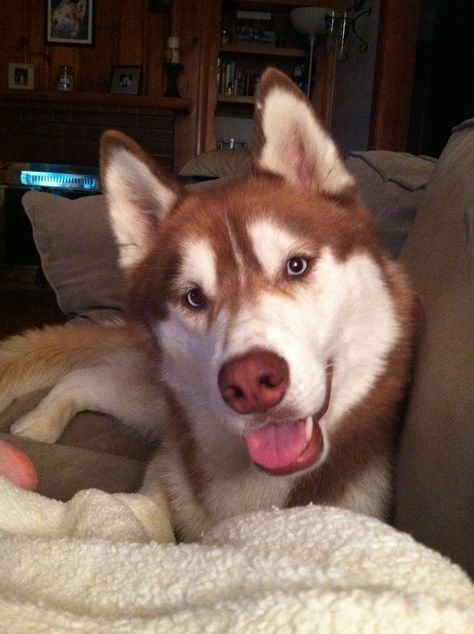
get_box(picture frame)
[45,0,94,46]
[109,66,142,95]
[8,63,35,90]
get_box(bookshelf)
[195,0,338,153]
[217,3,312,103]
[206,1,336,150]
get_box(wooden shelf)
[0,90,192,112]
[217,94,255,105]
[220,43,307,58]
[222,0,337,7]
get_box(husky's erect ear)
[252,67,354,195]
[100,130,181,269]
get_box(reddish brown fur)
[101,68,418,532]
[288,262,417,509]
[127,172,417,518]
[129,174,385,327]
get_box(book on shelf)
[217,59,260,97]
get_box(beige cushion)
[394,120,474,578]
[22,192,126,321]
[179,148,251,178]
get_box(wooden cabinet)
[193,0,339,154]
[0,0,341,169]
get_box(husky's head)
[101,68,407,479]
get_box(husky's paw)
[10,411,62,444]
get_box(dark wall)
[331,0,380,155]
[408,0,474,156]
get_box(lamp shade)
[290,7,329,36]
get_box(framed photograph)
[109,66,142,95]
[45,0,94,46]
[8,63,35,90]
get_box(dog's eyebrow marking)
[224,212,244,270]
[180,238,217,295]
[248,218,301,278]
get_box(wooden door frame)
[369,0,421,150]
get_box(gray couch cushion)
[0,389,153,501]
[394,120,474,578]
[347,151,436,256]
[22,192,126,322]
[1,433,147,502]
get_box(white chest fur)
[149,441,293,542]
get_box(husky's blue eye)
[287,257,308,277]
[185,287,207,309]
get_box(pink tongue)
[245,420,306,470]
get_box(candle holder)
[164,62,183,98]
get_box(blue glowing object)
[20,170,98,191]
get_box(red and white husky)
[1,68,416,541]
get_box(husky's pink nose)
[218,350,289,414]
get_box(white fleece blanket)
[0,477,473,633]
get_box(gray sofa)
[1,120,472,578]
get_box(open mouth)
[244,364,332,476]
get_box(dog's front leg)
[10,360,167,444]
[9,366,121,443]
